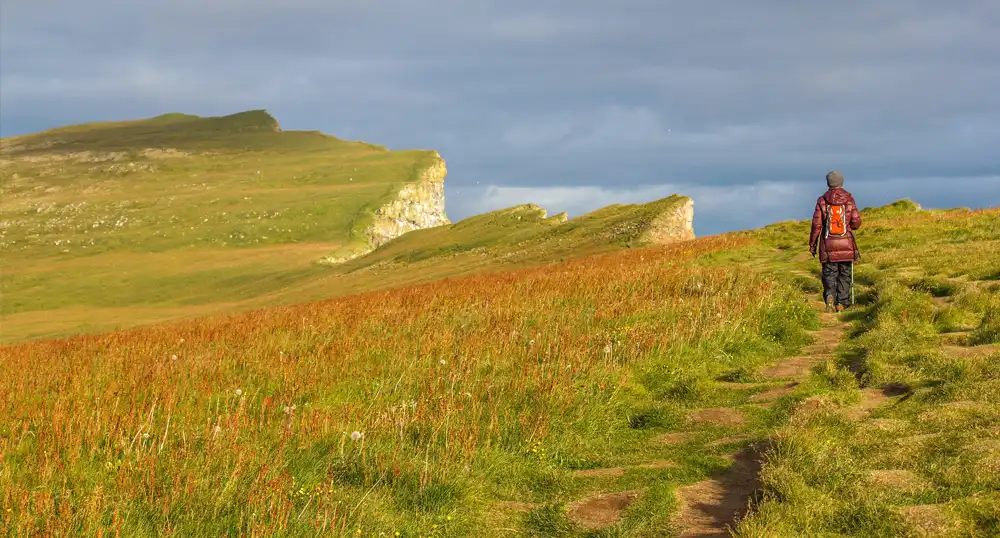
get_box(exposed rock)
[324,152,451,264]
[639,196,695,244]
[363,152,450,248]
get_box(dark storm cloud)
[2,0,998,234]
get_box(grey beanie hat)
[826,170,844,188]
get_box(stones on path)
[566,490,639,531]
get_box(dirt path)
[498,296,854,536]
[671,306,847,537]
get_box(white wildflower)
[350,431,363,441]
[213,425,222,434]
[235,389,243,396]
[171,354,178,360]
[142,432,150,439]
[439,359,446,365]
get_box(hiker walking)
[809,170,862,312]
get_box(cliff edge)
[364,151,450,248]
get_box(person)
[809,170,862,312]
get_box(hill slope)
[2,200,997,536]
[1,111,453,340]
[1,110,696,343]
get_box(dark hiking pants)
[822,261,853,306]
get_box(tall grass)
[0,234,816,537]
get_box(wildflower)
[235,389,243,396]
[528,339,535,346]
[171,354,178,360]
[142,432,150,439]
[439,359,446,365]
[213,425,222,434]
[350,431,364,441]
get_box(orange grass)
[0,234,796,536]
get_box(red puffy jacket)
[809,187,861,263]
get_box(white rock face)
[639,197,695,244]
[323,152,451,265]
[363,159,450,248]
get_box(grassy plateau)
[0,110,442,342]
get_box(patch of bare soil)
[688,408,745,427]
[567,490,639,531]
[748,382,799,402]
[841,387,901,420]
[867,469,930,493]
[760,356,817,380]
[760,321,844,380]
[673,444,766,538]
[898,504,961,537]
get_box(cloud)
[2,0,999,231]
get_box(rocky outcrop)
[363,153,450,248]
[321,152,451,265]
[638,196,695,244]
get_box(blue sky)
[2,0,998,235]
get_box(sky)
[2,0,999,235]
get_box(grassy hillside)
[0,111,439,341]
[1,122,694,344]
[3,200,997,536]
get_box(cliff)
[363,152,450,248]
[638,196,695,244]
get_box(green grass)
[735,205,1000,537]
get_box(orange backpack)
[824,203,849,238]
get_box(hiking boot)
[824,296,835,313]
